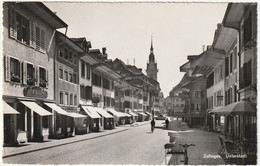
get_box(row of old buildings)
[2,2,163,145]
[164,3,257,164]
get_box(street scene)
[3,119,225,165]
[2,1,257,165]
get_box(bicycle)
[164,143,195,165]
[179,143,195,165]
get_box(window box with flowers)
[27,75,36,86]
[11,73,21,83]
[39,78,47,88]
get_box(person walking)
[151,119,155,133]
[165,118,169,129]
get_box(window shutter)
[30,22,36,48]
[23,61,27,84]
[5,55,11,82]
[9,8,17,39]
[40,29,45,52]
[46,69,48,87]
[34,66,38,86]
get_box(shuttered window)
[16,13,29,44]
[26,63,35,86]
[9,8,46,52]
[6,56,21,83]
[39,67,48,88]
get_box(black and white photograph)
[1,1,257,165]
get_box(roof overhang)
[94,64,121,80]
[222,3,244,30]
[213,25,238,54]
[192,49,225,76]
[80,54,99,65]
[24,2,67,29]
[56,32,85,53]
[180,61,190,72]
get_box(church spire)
[150,35,153,53]
[149,35,155,62]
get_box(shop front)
[80,106,101,132]
[67,113,88,135]
[107,108,124,126]
[19,100,52,142]
[128,111,138,123]
[137,112,148,122]
[145,111,152,121]
[211,101,256,165]
[3,101,20,145]
[95,107,114,130]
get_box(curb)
[3,128,128,158]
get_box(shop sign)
[23,86,48,98]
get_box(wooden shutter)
[23,61,27,84]
[46,69,48,87]
[34,66,38,86]
[5,55,11,82]
[40,29,45,52]
[30,22,36,48]
[9,8,17,39]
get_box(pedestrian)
[150,119,155,133]
[165,118,169,129]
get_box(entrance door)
[33,113,41,140]
[4,114,11,144]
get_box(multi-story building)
[2,2,67,144]
[180,54,207,127]
[166,86,185,117]
[186,3,257,164]
[45,31,87,138]
[221,3,256,164]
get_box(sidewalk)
[163,120,225,165]
[2,121,149,158]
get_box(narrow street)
[3,120,169,165]
[3,119,224,165]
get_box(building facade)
[2,2,67,144]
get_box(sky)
[45,2,228,97]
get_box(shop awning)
[120,112,132,117]
[44,102,69,116]
[95,107,114,118]
[67,112,87,118]
[154,107,160,112]
[20,101,52,116]
[81,106,101,119]
[145,112,152,116]
[2,101,20,114]
[107,108,124,117]
[138,112,148,116]
[128,112,138,117]
[210,101,256,115]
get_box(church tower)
[146,37,158,81]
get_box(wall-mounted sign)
[23,86,47,98]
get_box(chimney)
[102,47,107,55]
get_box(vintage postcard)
[1,1,257,165]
